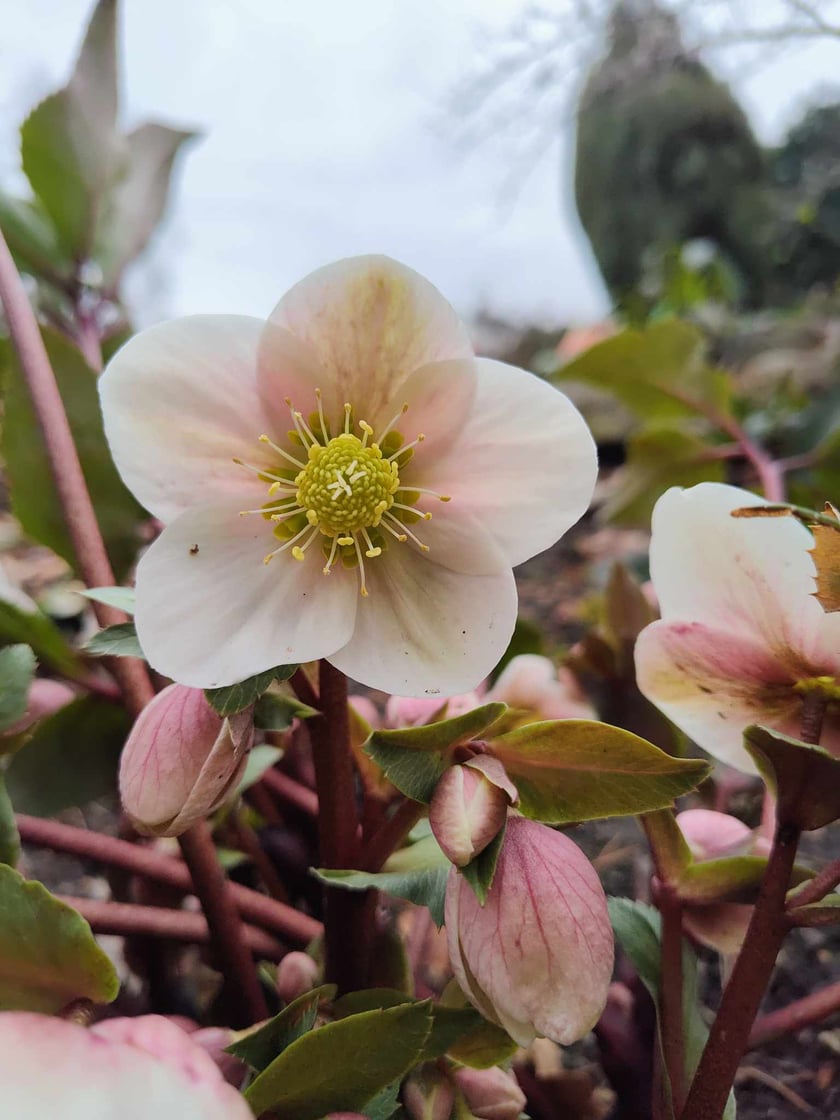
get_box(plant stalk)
[749,978,840,1048]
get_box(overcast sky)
[1,0,839,328]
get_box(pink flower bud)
[0,1012,252,1118]
[453,1066,526,1120]
[348,695,381,729]
[276,950,320,1002]
[2,678,75,737]
[429,758,517,867]
[120,684,254,837]
[676,809,753,861]
[445,816,613,1046]
[487,656,594,721]
[385,691,482,728]
[403,1065,456,1120]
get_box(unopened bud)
[446,816,613,1046]
[676,809,753,860]
[1,678,75,738]
[385,692,481,728]
[430,758,517,867]
[403,1065,455,1120]
[453,1066,526,1120]
[120,684,254,837]
[276,951,320,1003]
[487,655,594,721]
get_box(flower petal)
[135,501,357,687]
[100,316,276,522]
[635,618,803,772]
[417,358,598,567]
[328,547,518,697]
[388,358,477,457]
[266,256,473,431]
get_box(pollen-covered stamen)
[398,486,451,502]
[387,433,424,461]
[378,403,409,443]
[314,388,330,443]
[257,434,306,469]
[384,512,430,552]
[232,458,297,483]
[264,524,316,565]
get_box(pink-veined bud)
[453,1066,526,1120]
[385,691,482,728]
[0,1012,252,1119]
[276,951,320,1003]
[1,677,75,737]
[430,757,517,867]
[402,1065,456,1120]
[446,816,613,1046]
[486,655,594,721]
[119,684,254,837]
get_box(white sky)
[1,0,839,328]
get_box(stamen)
[398,486,451,502]
[384,512,429,551]
[380,519,408,543]
[238,500,300,516]
[267,481,299,497]
[393,502,432,520]
[377,403,409,443]
[264,524,315,564]
[353,535,370,597]
[359,420,374,448]
[291,526,319,561]
[314,388,330,443]
[337,535,354,546]
[233,458,296,483]
[294,410,318,447]
[343,403,352,435]
[322,536,339,575]
[361,528,382,558]
[257,435,306,469]
[387,434,424,460]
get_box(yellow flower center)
[234,391,449,596]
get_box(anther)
[343,403,352,434]
[387,433,424,460]
[359,420,374,448]
[257,435,306,469]
[378,403,409,443]
[314,388,330,443]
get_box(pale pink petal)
[649,484,840,669]
[417,359,597,567]
[328,547,518,697]
[635,618,802,772]
[135,500,357,687]
[100,316,274,522]
[386,358,476,457]
[266,255,473,432]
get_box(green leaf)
[368,702,507,754]
[0,775,21,867]
[313,834,449,926]
[0,190,73,285]
[0,597,81,678]
[235,745,284,795]
[363,739,449,803]
[600,428,727,527]
[551,319,731,424]
[93,123,197,290]
[85,622,144,658]
[20,0,124,258]
[0,645,36,732]
[80,586,136,613]
[362,1081,401,1120]
[1,329,145,580]
[244,1000,434,1119]
[744,724,840,831]
[438,982,517,1068]
[0,863,119,1011]
[5,696,131,816]
[227,984,336,1072]
[254,691,317,730]
[205,665,298,716]
[459,820,506,905]
[642,810,693,885]
[677,856,775,903]
[488,720,710,823]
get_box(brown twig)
[261,768,318,816]
[60,896,285,960]
[658,886,686,1113]
[749,979,840,1048]
[230,807,290,902]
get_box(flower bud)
[403,1065,456,1120]
[676,809,753,861]
[0,1012,252,1118]
[385,691,482,728]
[120,684,254,837]
[446,816,613,1046]
[486,656,594,721]
[430,758,517,867]
[276,951,320,1003]
[1,678,75,738]
[453,1066,526,1120]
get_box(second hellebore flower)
[100,256,597,696]
[445,816,613,1046]
[635,483,840,772]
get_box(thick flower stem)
[360,797,424,872]
[658,886,686,1114]
[680,820,801,1120]
[749,979,840,1048]
[309,661,371,993]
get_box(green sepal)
[459,820,506,906]
[85,621,144,658]
[227,983,336,1072]
[744,724,840,831]
[205,664,298,716]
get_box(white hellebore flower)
[100,256,597,695]
[635,483,840,773]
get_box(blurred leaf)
[810,519,840,612]
[1,329,144,579]
[0,598,82,678]
[20,0,124,258]
[93,122,197,290]
[445,1017,517,1069]
[368,703,507,754]
[5,696,130,816]
[235,744,284,794]
[551,319,732,424]
[0,645,36,732]
[605,563,655,645]
[459,820,506,906]
[0,863,119,1012]
[85,622,143,658]
[0,776,20,867]
[254,691,317,730]
[677,856,776,903]
[227,984,336,1072]
[362,1081,401,1120]
[205,665,297,716]
[487,720,709,823]
[244,1001,434,1119]
[80,586,135,613]
[491,617,546,681]
[744,724,840,830]
[642,809,693,885]
[0,191,72,285]
[600,428,726,527]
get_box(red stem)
[658,886,686,1114]
[749,979,840,1048]
[17,812,320,943]
[360,797,424,872]
[59,895,285,959]
[787,856,840,910]
[261,768,318,816]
